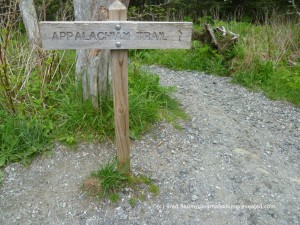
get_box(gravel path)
[1,66,300,225]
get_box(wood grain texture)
[39,21,193,50]
[19,0,42,61]
[110,1,130,173]
[73,0,115,107]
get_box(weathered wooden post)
[19,0,42,63]
[109,1,130,172]
[39,0,192,174]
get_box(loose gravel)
[1,66,300,225]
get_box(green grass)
[148,184,160,196]
[132,18,300,107]
[49,65,185,142]
[233,61,300,105]
[109,193,121,203]
[83,160,160,203]
[131,43,227,76]
[91,161,128,195]
[129,197,137,208]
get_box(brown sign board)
[39,21,193,50]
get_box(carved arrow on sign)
[177,30,183,41]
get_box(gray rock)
[115,207,128,220]
[191,195,198,201]
[234,175,243,184]
[248,213,259,225]
[268,209,275,217]
[228,173,235,180]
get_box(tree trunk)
[73,0,130,109]
[19,0,42,63]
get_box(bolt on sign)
[39,0,192,173]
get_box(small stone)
[116,207,124,215]
[234,176,243,184]
[188,184,196,193]
[180,170,188,175]
[248,213,258,225]
[103,219,113,225]
[238,212,244,217]
[268,209,275,217]
[191,123,197,129]
[215,186,221,190]
[200,167,205,171]
[228,173,235,180]
[79,192,87,200]
[157,148,163,154]
[189,187,195,193]
[82,152,88,157]
[171,150,176,154]
[124,202,131,210]
[191,195,198,201]
[266,151,271,155]
[61,202,66,208]
[224,156,231,163]
[16,214,22,220]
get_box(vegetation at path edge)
[135,17,300,107]
[0,30,186,168]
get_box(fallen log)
[193,24,239,53]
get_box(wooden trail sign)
[39,21,192,50]
[39,0,192,173]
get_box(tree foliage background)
[128,0,299,21]
[1,0,298,22]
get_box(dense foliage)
[1,0,298,22]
